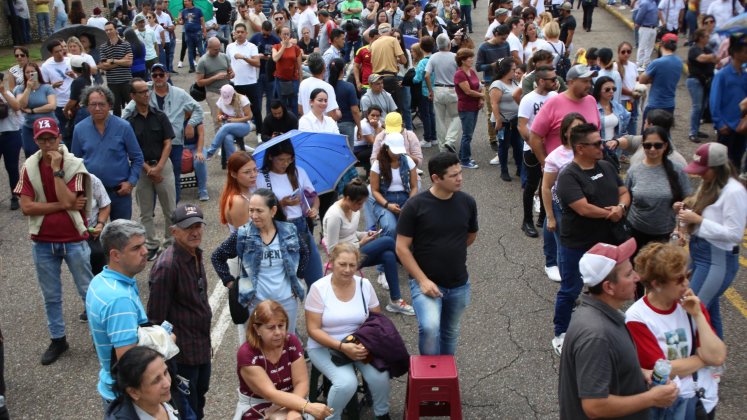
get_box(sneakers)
[489,155,500,165]
[419,140,433,148]
[386,299,415,316]
[376,272,389,291]
[146,247,160,262]
[177,61,183,68]
[199,193,210,202]
[444,144,456,154]
[552,333,565,356]
[545,266,561,282]
[688,135,701,143]
[41,337,69,365]
[9,196,19,211]
[461,161,479,169]
[79,310,88,322]
[697,131,709,139]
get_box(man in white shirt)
[41,39,74,148]
[485,8,510,41]
[87,7,108,30]
[507,16,524,64]
[297,0,320,39]
[657,0,685,34]
[226,23,264,132]
[708,0,744,29]
[298,52,341,119]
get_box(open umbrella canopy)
[41,25,107,60]
[716,12,747,35]
[169,0,214,22]
[253,130,357,195]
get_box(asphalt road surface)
[1,3,746,419]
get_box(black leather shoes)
[522,221,539,238]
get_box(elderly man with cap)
[360,74,398,121]
[369,22,407,113]
[148,203,212,419]
[485,8,510,41]
[133,14,161,73]
[558,238,679,419]
[426,33,461,153]
[15,117,94,366]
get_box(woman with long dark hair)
[124,28,147,79]
[68,0,87,25]
[13,62,57,157]
[489,57,522,181]
[7,46,29,92]
[593,76,630,142]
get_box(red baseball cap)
[33,117,60,139]
[683,143,729,175]
[661,33,678,44]
[579,238,637,287]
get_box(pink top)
[529,93,600,154]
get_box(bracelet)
[301,400,309,415]
[30,108,34,114]
[383,201,389,208]
[338,341,343,350]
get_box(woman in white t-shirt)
[354,105,384,176]
[66,36,98,75]
[522,22,551,64]
[614,41,640,135]
[540,113,585,282]
[259,140,324,287]
[205,84,255,159]
[305,243,392,420]
[369,133,418,241]
[298,88,340,133]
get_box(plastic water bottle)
[161,321,173,335]
[652,359,672,385]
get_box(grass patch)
[0,44,44,72]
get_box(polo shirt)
[370,36,404,74]
[100,39,134,84]
[227,40,260,85]
[126,107,175,162]
[86,267,149,401]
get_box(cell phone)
[29,72,38,84]
[290,188,300,197]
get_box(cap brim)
[34,128,60,139]
[615,237,637,264]
[175,217,205,229]
[683,161,708,175]
[387,146,407,154]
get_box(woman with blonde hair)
[234,300,332,419]
[66,36,98,74]
[537,12,554,37]
[205,84,254,159]
[676,143,747,338]
[626,242,726,419]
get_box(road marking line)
[208,281,227,310]
[211,304,233,358]
[725,288,747,319]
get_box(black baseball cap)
[171,203,205,228]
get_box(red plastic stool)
[404,355,462,419]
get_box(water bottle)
[669,230,681,245]
[161,320,173,335]
[652,359,672,385]
[709,365,724,384]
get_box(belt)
[640,24,657,29]
[377,71,397,76]
[434,84,455,87]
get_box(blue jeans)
[308,347,391,419]
[543,201,562,268]
[205,122,253,158]
[54,15,66,31]
[274,79,299,118]
[176,362,211,420]
[32,240,93,339]
[409,279,470,355]
[168,145,184,203]
[343,39,362,63]
[107,189,133,220]
[461,5,473,32]
[499,118,523,175]
[554,245,589,337]
[686,78,705,137]
[458,110,478,165]
[369,191,409,239]
[400,82,413,130]
[360,236,401,301]
[0,130,22,191]
[338,121,356,150]
[650,395,692,420]
[55,107,71,149]
[185,32,204,70]
[184,143,208,197]
[21,125,40,158]
[419,94,436,142]
[20,18,31,43]
[622,99,639,136]
[167,38,177,71]
[258,73,274,115]
[288,217,324,287]
[36,13,51,38]
[632,9,639,47]
[219,24,231,40]
[685,10,698,40]
[689,236,740,339]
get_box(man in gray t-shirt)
[196,37,233,131]
[425,34,460,153]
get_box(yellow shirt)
[37,1,50,13]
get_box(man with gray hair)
[426,33,461,153]
[297,52,341,119]
[86,219,150,407]
[72,85,144,221]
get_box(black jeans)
[87,235,107,276]
[582,4,595,30]
[382,75,403,114]
[108,82,131,117]
[717,130,747,172]
[522,150,545,224]
[0,130,22,193]
[176,362,211,420]
[234,83,263,134]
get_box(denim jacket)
[379,154,411,194]
[597,100,631,138]
[234,221,307,306]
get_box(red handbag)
[181,148,194,174]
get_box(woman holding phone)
[272,26,303,117]
[14,63,57,157]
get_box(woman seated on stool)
[234,300,333,420]
[305,243,393,420]
[323,179,415,315]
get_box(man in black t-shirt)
[557,3,576,56]
[552,123,629,356]
[214,0,234,40]
[396,153,478,356]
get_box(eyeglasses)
[15,54,26,58]
[620,49,632,54]
[674,270,692,285]
[642,142,665,150]
[88,102,109,109]
[152,73,166,78]
[35,136,57,143]
[580,140,603,148]
[604,87,617,92]
[134,89,149,95]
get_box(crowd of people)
[1,0,747,419]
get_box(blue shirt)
[14,84,57,127]
[634,0,660,27]
[334,79,359,123]
[709,63,747,131]
[85,267,149,401]
[181,7,204,34]
[645,54,682,109]
[250,32,281,75]
[71,115,144,187]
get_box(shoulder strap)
[687,314,699,381]
[360,278,368,316]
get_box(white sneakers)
[386,299,415,316]
[552,333,566,356]
[489,155,500,165]
[419,140,433,148]
[376,272,389,290]
[177,61,183,68]
[545,266,561,282]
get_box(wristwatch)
[53,170,65,178]
[618,203,627,212]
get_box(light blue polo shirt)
[85,266,148,401]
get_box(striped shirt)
[86,267,148,401]
[100,39,133,84]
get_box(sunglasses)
[642,142,665,150]
[275,16,284,20]
[15,54,26,58]
[620,49,631,54]
[152,73,166,78]
[604,87,617,92]
[675,270,693,285]
[580,140,603,148]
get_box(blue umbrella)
[716,12,747,35]
[252,130,357,195]
[404,35,418,50]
